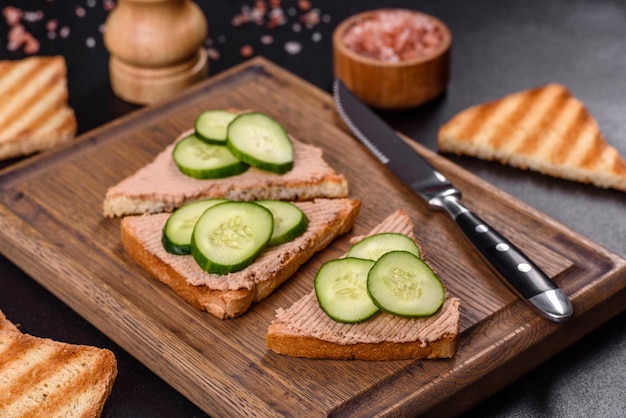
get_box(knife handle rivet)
[475,224,489,233]
[517,263,532,273]
[496,243,510,252]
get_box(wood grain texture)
[0,57,624,417]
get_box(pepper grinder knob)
[104,0,208,105]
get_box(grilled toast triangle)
[0,310,117,417]
[0,56,77,160]
[438,83,626,191]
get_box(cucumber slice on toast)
[195,110,238,144]
[173,134,249,179]
[314,258,379,323]
[367,251,444,317]
[255,200,308,247]
[347,232,421,261]
[226,112,294,174]
[191,201,273,274]
[162,199,228,255]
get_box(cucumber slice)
[226,112,294,174]
[173,134,249,179]
[255,200,309,246]
[162,199,228,255]
[347,232,421,261]
[367,251,444,317]
[195,110,238,144]
[191,201,273,274]
[314,258,379,323]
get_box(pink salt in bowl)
[333,8,452,110]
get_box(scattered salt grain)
[46,19,58,31]
[59,26,70,38]
[86,37,96,48]
[87,0,97,8]
[240,44,254,58]
[311,32,322,42]
[22,10,43,22]
[207,47,220,60]
[75,6,86,18]
[260,34,274,45]
[103,0,115,12]
[284,41,302,55]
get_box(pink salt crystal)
[207,47,220,60]
[284,41,302,55]
[260,34,274,45]
[103,0,115,12]
[22,10,43,22]
[46,18,58,31]
[7,24,26,51]
[240,44,254,58]
[343,10,443,62]
[3,6,23,26]
[23,33,40,54]
[59,26,70,38]
[75,6,86,18]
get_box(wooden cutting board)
[0,57,624,417]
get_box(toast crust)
[104,130,349,217]
[266,323,458,360]
[121,198,361,319]
[438,83,626,191]
[0,56,77,160]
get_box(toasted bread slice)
[0,311,117,417]
[121,198,361,319]
[104,129,349,217]
[266,210,461,361]
[0,310,19,332]
[438,83,626,191]
[0,56,77,160]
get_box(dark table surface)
[1,1,625,417]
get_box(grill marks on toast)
[0,312,117,417]
[439,83,626,191]
[0,56,77,159]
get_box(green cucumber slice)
[255,200,309,247]
[226,112,294,174]
[367,251,444,317]
[314,258,379,323]
[173,134,249,179]
[347,232,421,261]
[195,110,238,144]
[191,201,273,274]
[162,199,228,255]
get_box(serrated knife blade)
[333,78,573,322]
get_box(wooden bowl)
[333,9,451,110]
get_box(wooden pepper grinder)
[104,0,208,105]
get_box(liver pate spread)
[274,291,460,345]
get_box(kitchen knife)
[333,78,573,322]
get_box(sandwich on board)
[121,197,361,319]
[266,210,461,361]
[438,83,626,191]
[0,310,117,417]
[103,127,349,218]
[0,56,77,160]
[110,110,359,318]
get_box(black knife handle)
[454,210,555,298]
